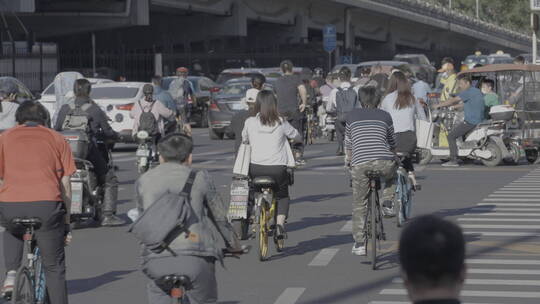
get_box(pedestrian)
[434,76,485,167]
[412,71,431,106]
[370,64,389,95]
[481,79,500,118]
[354,67,377,91]
[230,74,263,152]
[380,71,426,185]
[345,86,397,255]
[399,215,466,304]
[326,66,360,156]
[242,90,302,239]
[438,57,458,102]
[135,133,241,304]
[274,60,308,165]
[0,101,75,304]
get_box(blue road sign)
[323,24,337,53]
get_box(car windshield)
[90,87,139,99]
[217,73,261,84]
[395,57,420,64]
[221,83,252,95]
[43,84,55,95]
[466,56,488,64]
[489,57,513,64]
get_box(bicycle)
[153,247,250,303]
[362,171,386,270]
[252,176,283,261]
[394,153,421,227]
[8,217,49,304]
[304,106,318,145]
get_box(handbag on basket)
[233,142,251,176]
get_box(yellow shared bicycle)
[252,176,284,261]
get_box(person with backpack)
[326,66,360,156]
[130,84,175,141]
[133,133,241,304]
[55,79,125,227]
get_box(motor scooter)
[416,105,520,167]
[135,130,159,174]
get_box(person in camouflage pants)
[351,160,396,245]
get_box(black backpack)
[129,171,197,255]
[336,87,359,120]
[138,101,158,135]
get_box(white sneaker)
[352,243,366,256]
[2,270,16,295]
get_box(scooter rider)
[434,76,485,167]
[168,67,195,121]
[55,79,125,226]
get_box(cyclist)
[130,84,175,142]
[152,75,176,112]
[399,215,466,304]
[168,67,195,120]
[55,79,125,226]
[326,67,360,156]
[345,86,397,256]
[135,133,241,304]
[0,101,75,304]
[230,74,263,152]
[0,89,19,130]
[380,71,426,182]
[274,60,308,165]
[242,90,302,240]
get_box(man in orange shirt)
[0,101,75,304]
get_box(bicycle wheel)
[396,176,405,228]
[370,188,378,270]
[34,249,48,304]
[257,204,269,261]
[11,267,35,304]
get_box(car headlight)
[137,130,149,140]
[115,113,123,123]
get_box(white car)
[90,82,148,143]
[39,78,113,116]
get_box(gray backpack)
[336,87,359,120]
[138,101,158,136]
[129,171,197,255]
[61,103,92,131]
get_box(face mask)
[481,87,489,94]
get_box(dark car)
[208,78,275,140]
[216,68,265,85]
[162,76,218,128]
[393,54,437,85]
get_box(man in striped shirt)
[345,86,397,256]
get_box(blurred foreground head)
[399,215,465,302]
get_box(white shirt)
[380,91,427,133]
[242,115,301,166]
[326,82,352,113]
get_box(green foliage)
[424,0,530,32]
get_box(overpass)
[11,0,534,80]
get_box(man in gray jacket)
[135,133,239,304]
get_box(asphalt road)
[1,128,540,304]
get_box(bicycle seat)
[155,275,192,293]
[365,170,383,179]
[11,217,42,230]
[252,176,276,188]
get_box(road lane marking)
[464,231,540,237]
[308,248,339,266]
[464,212,540,216]
[380,289,540,298]
[489,194,540,197]
[370,302,508,304]
[483,199,540,202]
[461,224,540,229]
[273,288,305,304]
[478,203,540,206]
[494,191,540,194]
[459,218,540,222]
[340,220,352,232]
[472,206,540,211]
[466,258,540,265]
[467,268,540,275]
[114,157,136,163]
[392,277,540,286]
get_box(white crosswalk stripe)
[372,169,540,304]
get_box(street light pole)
[476,0,480,18]
[449,0,452,9]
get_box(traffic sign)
[323,24,337,53]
